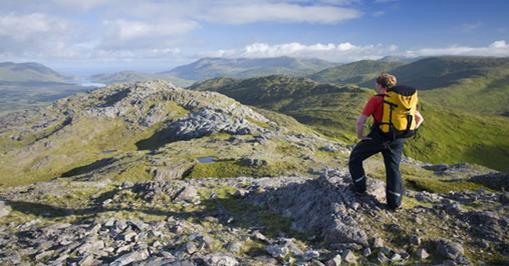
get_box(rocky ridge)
[0,169,507,265]
[0,80,508,265]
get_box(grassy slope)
[190,75,509,171]
[419,66,509,115]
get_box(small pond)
[197,156,216,163]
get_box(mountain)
[90,70,193,87]
[388,56,509,90]
[309,59,403,85]
[0,62,71,82]
[391,56,509,116]
[162,56,337,81]
[0,62,90,116]
[0,80,507,265]
[190,75,509,171]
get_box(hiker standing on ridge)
[348,73,424,210]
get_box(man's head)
[375,73,397,92]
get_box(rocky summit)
[0,80,508,265]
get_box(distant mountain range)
[309,59,404,85]
[162,56,337,81]
[0,62,72,83]
[90,71,192,87]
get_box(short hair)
[376,73,397,88]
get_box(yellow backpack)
[378,85,419,139]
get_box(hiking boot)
[386,203,402,212]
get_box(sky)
[0,0,508,75]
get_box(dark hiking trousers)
[348,130,405,209]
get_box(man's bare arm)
[356,115,370,140]
[415,111,424,128]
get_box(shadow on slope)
[60,158,118,177]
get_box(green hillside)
[389,56,509,90]
[419,65,509,116]
[190,75,509,171]
[309,59,402,85]
[163,56,336,81]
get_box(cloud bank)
[202,41,509,62]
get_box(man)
[348,73,423,210]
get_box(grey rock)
[159,108,260,143]
[253,231,269,243]
[321,143,339,152]
[234,189,249,198]
[0,201,12,217]
[362,247,372,256]
[204,253,239,266]
[121,231,137,242]
[176,186,199,203]
[35,250,54,261]
[376,252,389,263]
[435,239,464,260]
[110,249,149,266]
[76,239,105,255]
[225,242,242,253]
[480,240,490,249]
[239,158,268,167]
[302,250,320,261]
[78,254,96,266]
[326,254,342,266]
[500,191,509,205]
[372,237,384,248]
[409,235,421,246]
[390,253,402,262]
[185,241,198,254]
[104,218,116,227]
[342,250,357,264]
[265,244,289,258]
[326,221,369,246]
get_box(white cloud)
[51,0,111,10]
[406,40,509,57]
[200,2,361,24]
[0,13,78,59]
[103,19,199,41]
[199,41,398,62]
[200,40,509,62]
[0,13,69,40]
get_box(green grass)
[0,117,149,187]
[405,102,509,171]
[420,66,509,115]
[186,159,300,179]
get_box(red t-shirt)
[362,95,384,123]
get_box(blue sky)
[0,0,508,75]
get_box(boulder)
[0,201,11,218]
[435,239,464,260]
